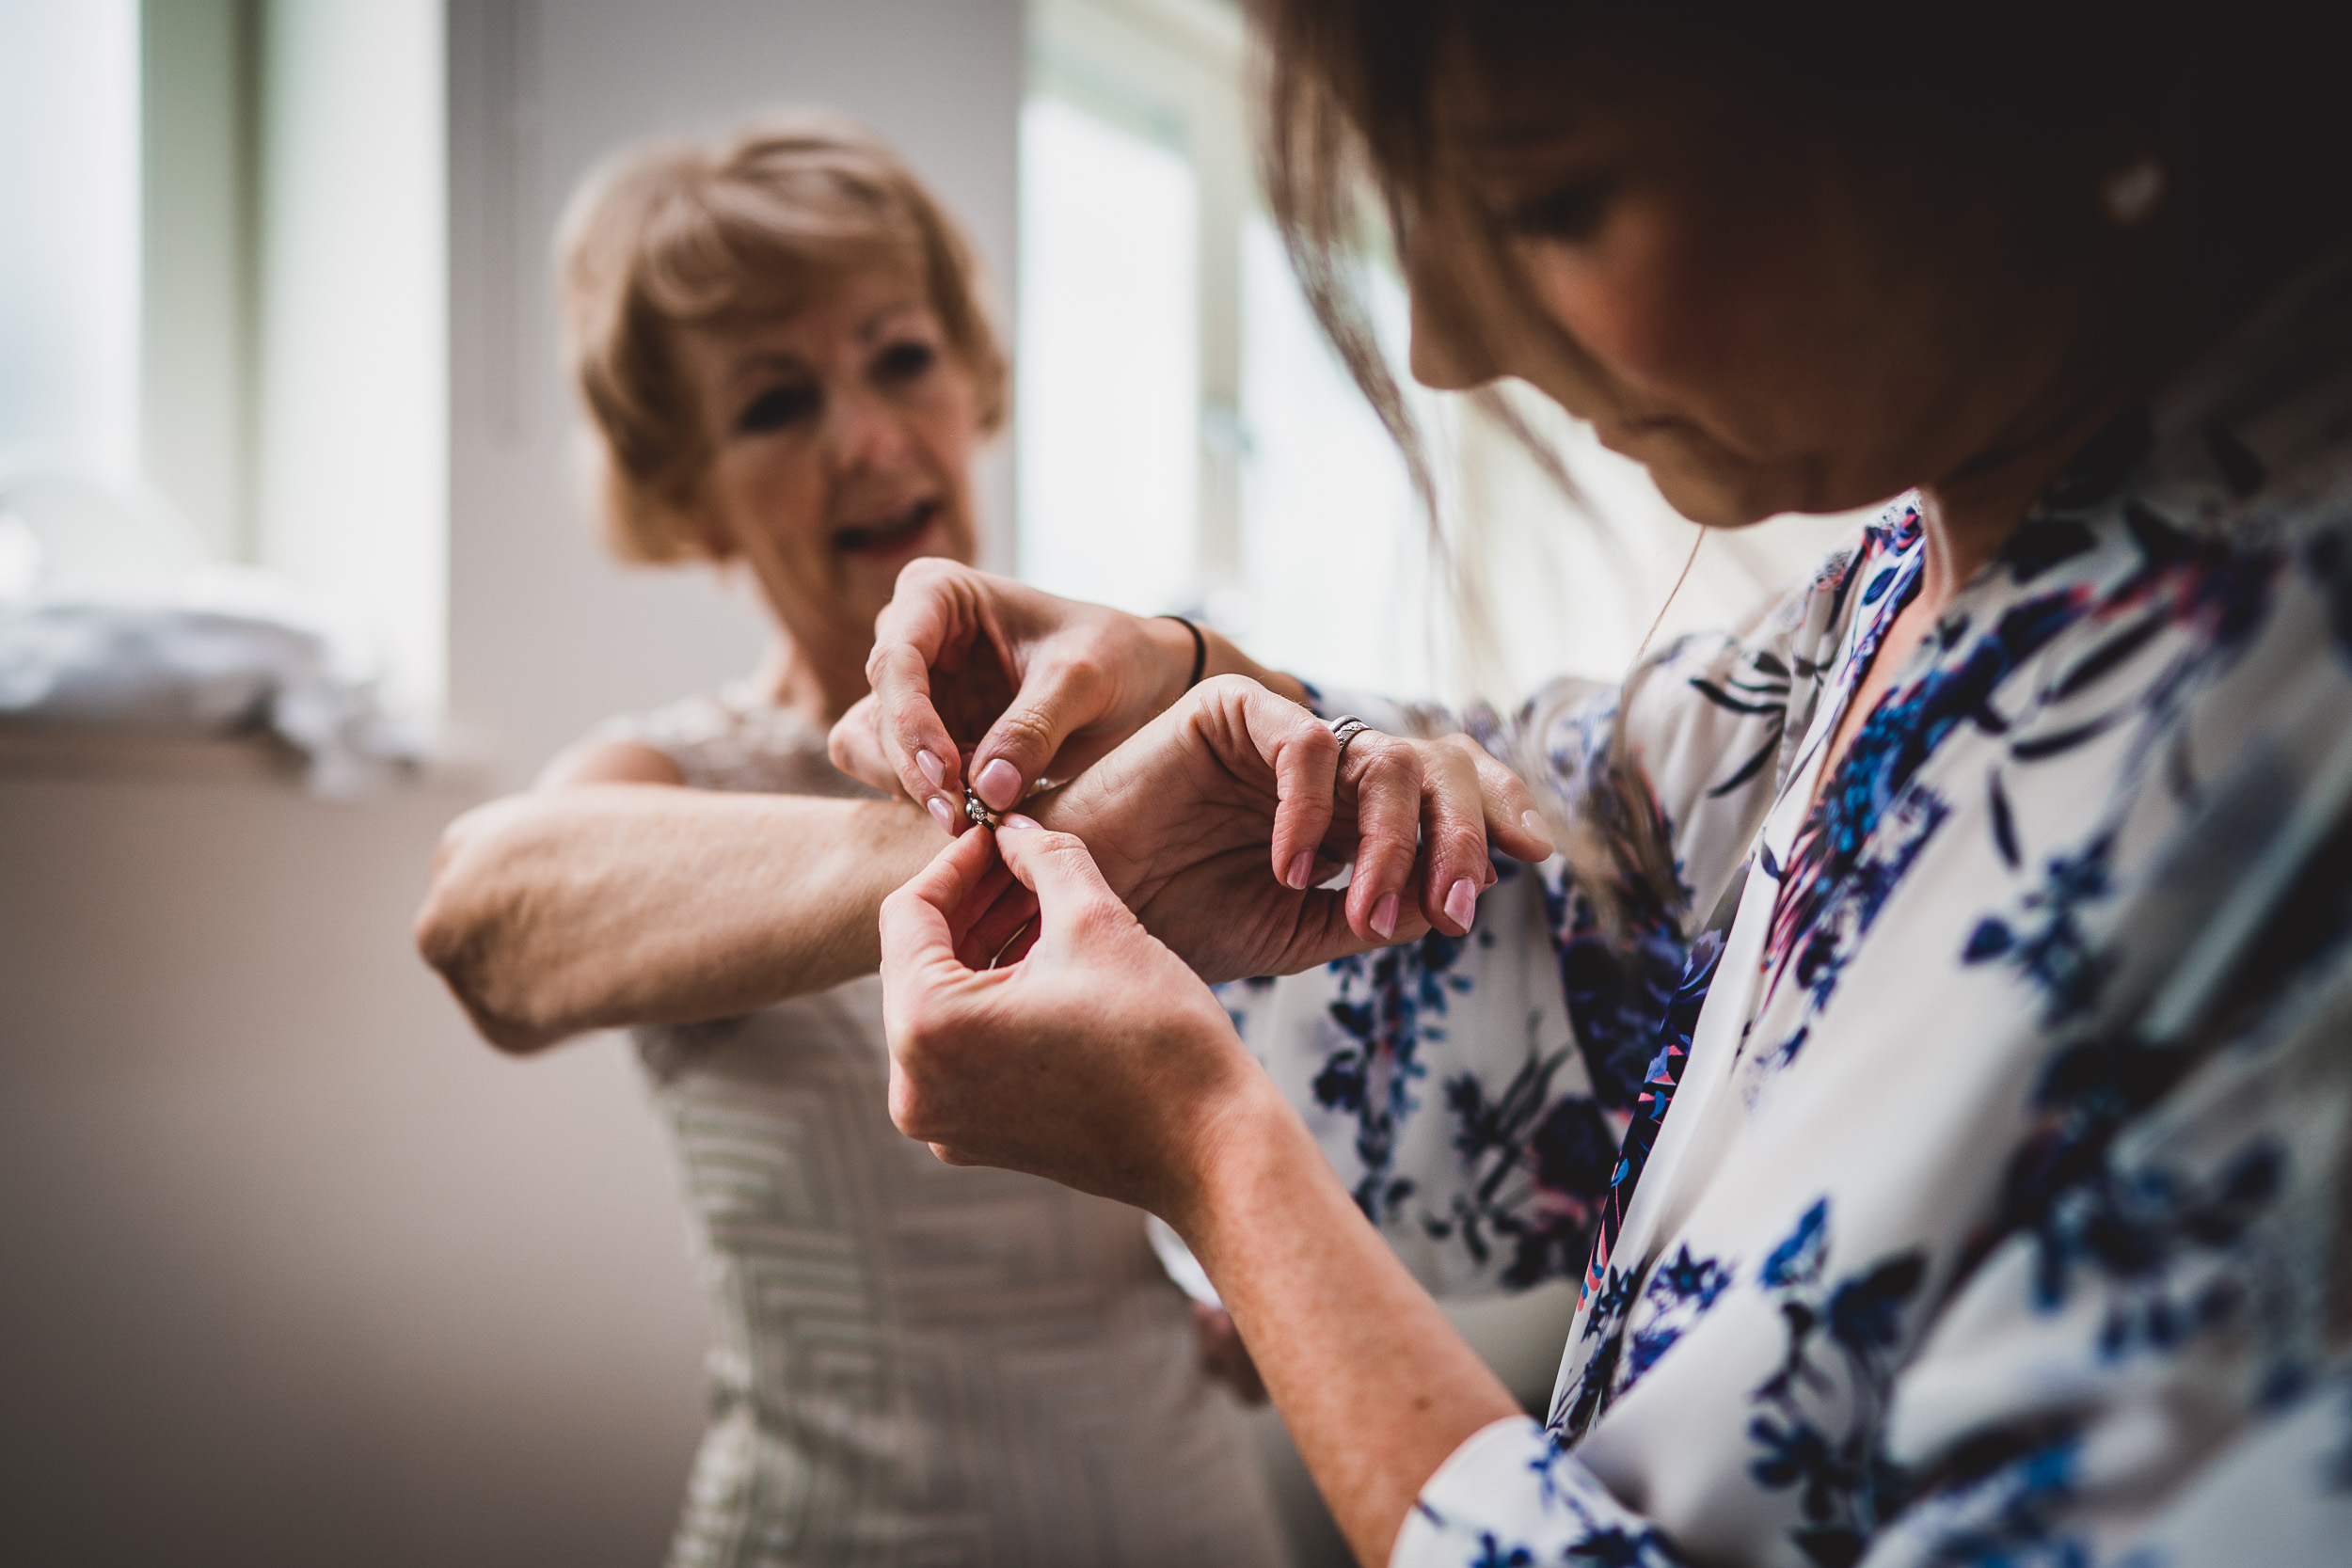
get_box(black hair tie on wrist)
[1159,613,1207,690]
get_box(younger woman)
[852,7,2352,1564]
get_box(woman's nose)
[823,384,911,472]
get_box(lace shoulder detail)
[584,683,884,800]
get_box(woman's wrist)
[1141,613,1205,715]
[1138,614,1310,717]
[1156,1069,1314,1259]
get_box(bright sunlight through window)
[1015,95,1200,615]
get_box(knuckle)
[1047,651,1106,698]
[1476,752,1530,794]
[886,1073,928,1136]
[1071,899,1131,947]
[1364,736,1422,785]
[891,992,956,1064]
[1039,830,1096,868]
[993,706,1058,755]
[1197,672,1256,704]
[866,641,918,682]
[1440,733,1488,769]
[898,555,955,591]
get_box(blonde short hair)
[556,113,1008,563]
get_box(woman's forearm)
[417,784,936,1051]
[1177,1082,1522,1567]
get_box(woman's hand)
[829,560,1309,829]
[880,818,1265,1218]
[1029,675,1554,981]
[882,819,1521,1568]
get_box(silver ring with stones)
[963,785,1002,831]
[1327,716,1372,775]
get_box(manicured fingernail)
[1285,850,1313,891]
[1001,813,1041,832]
[1371,892,1400,940]
[975,757,1022,811]
[926,796,957,834]
[915,749,945,788]
[1445,877,1478,932]
[1519,810,1556,855]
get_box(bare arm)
[1187,1085,1520,1566]
[416,740,936,1053]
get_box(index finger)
[867,641,967,833]
[866,576,977,832]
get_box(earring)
[2101,155,2168,227]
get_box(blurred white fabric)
[0,469,421,795]
[1148,1213,1224,1307]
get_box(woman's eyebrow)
[723,349,813,387]
[856,301,925,342]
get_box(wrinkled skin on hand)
[946,675,1552,984]
[881,820,1262,1219]
[833,560,1191,817]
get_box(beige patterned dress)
[591,687,1288,1568]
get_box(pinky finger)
[1473,751,1558,863]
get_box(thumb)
[879,825,1001,1028]
[969,656,1115,812]
[992,818,1136,958]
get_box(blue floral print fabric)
[1231,252,2352,1566]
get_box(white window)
[0,0,143,495]
[0,0,447,726]
[1016,95,1200,612]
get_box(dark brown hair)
[557,112,1008,563]
[1248,0,2348,934]
[1252,0,2350,483]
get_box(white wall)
[0,4,1023,1564]
[0,765,703,1567]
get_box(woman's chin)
[1645,449,1809,531]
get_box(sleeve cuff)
[1388,1416,1552,1568]
[1145,1215,1224,1307]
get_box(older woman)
[844,7,2352,1567]
[417,118,1321,1566]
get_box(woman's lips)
[833,498,938,557]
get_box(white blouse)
[1226,251,2352,1566]
[596,692,1290,1568]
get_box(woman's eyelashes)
[1502,179,1615,241]
[730,341,934,436]
[873,338,938,385]
[737,381,820,435]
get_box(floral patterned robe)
[1223,252,2352,1565]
